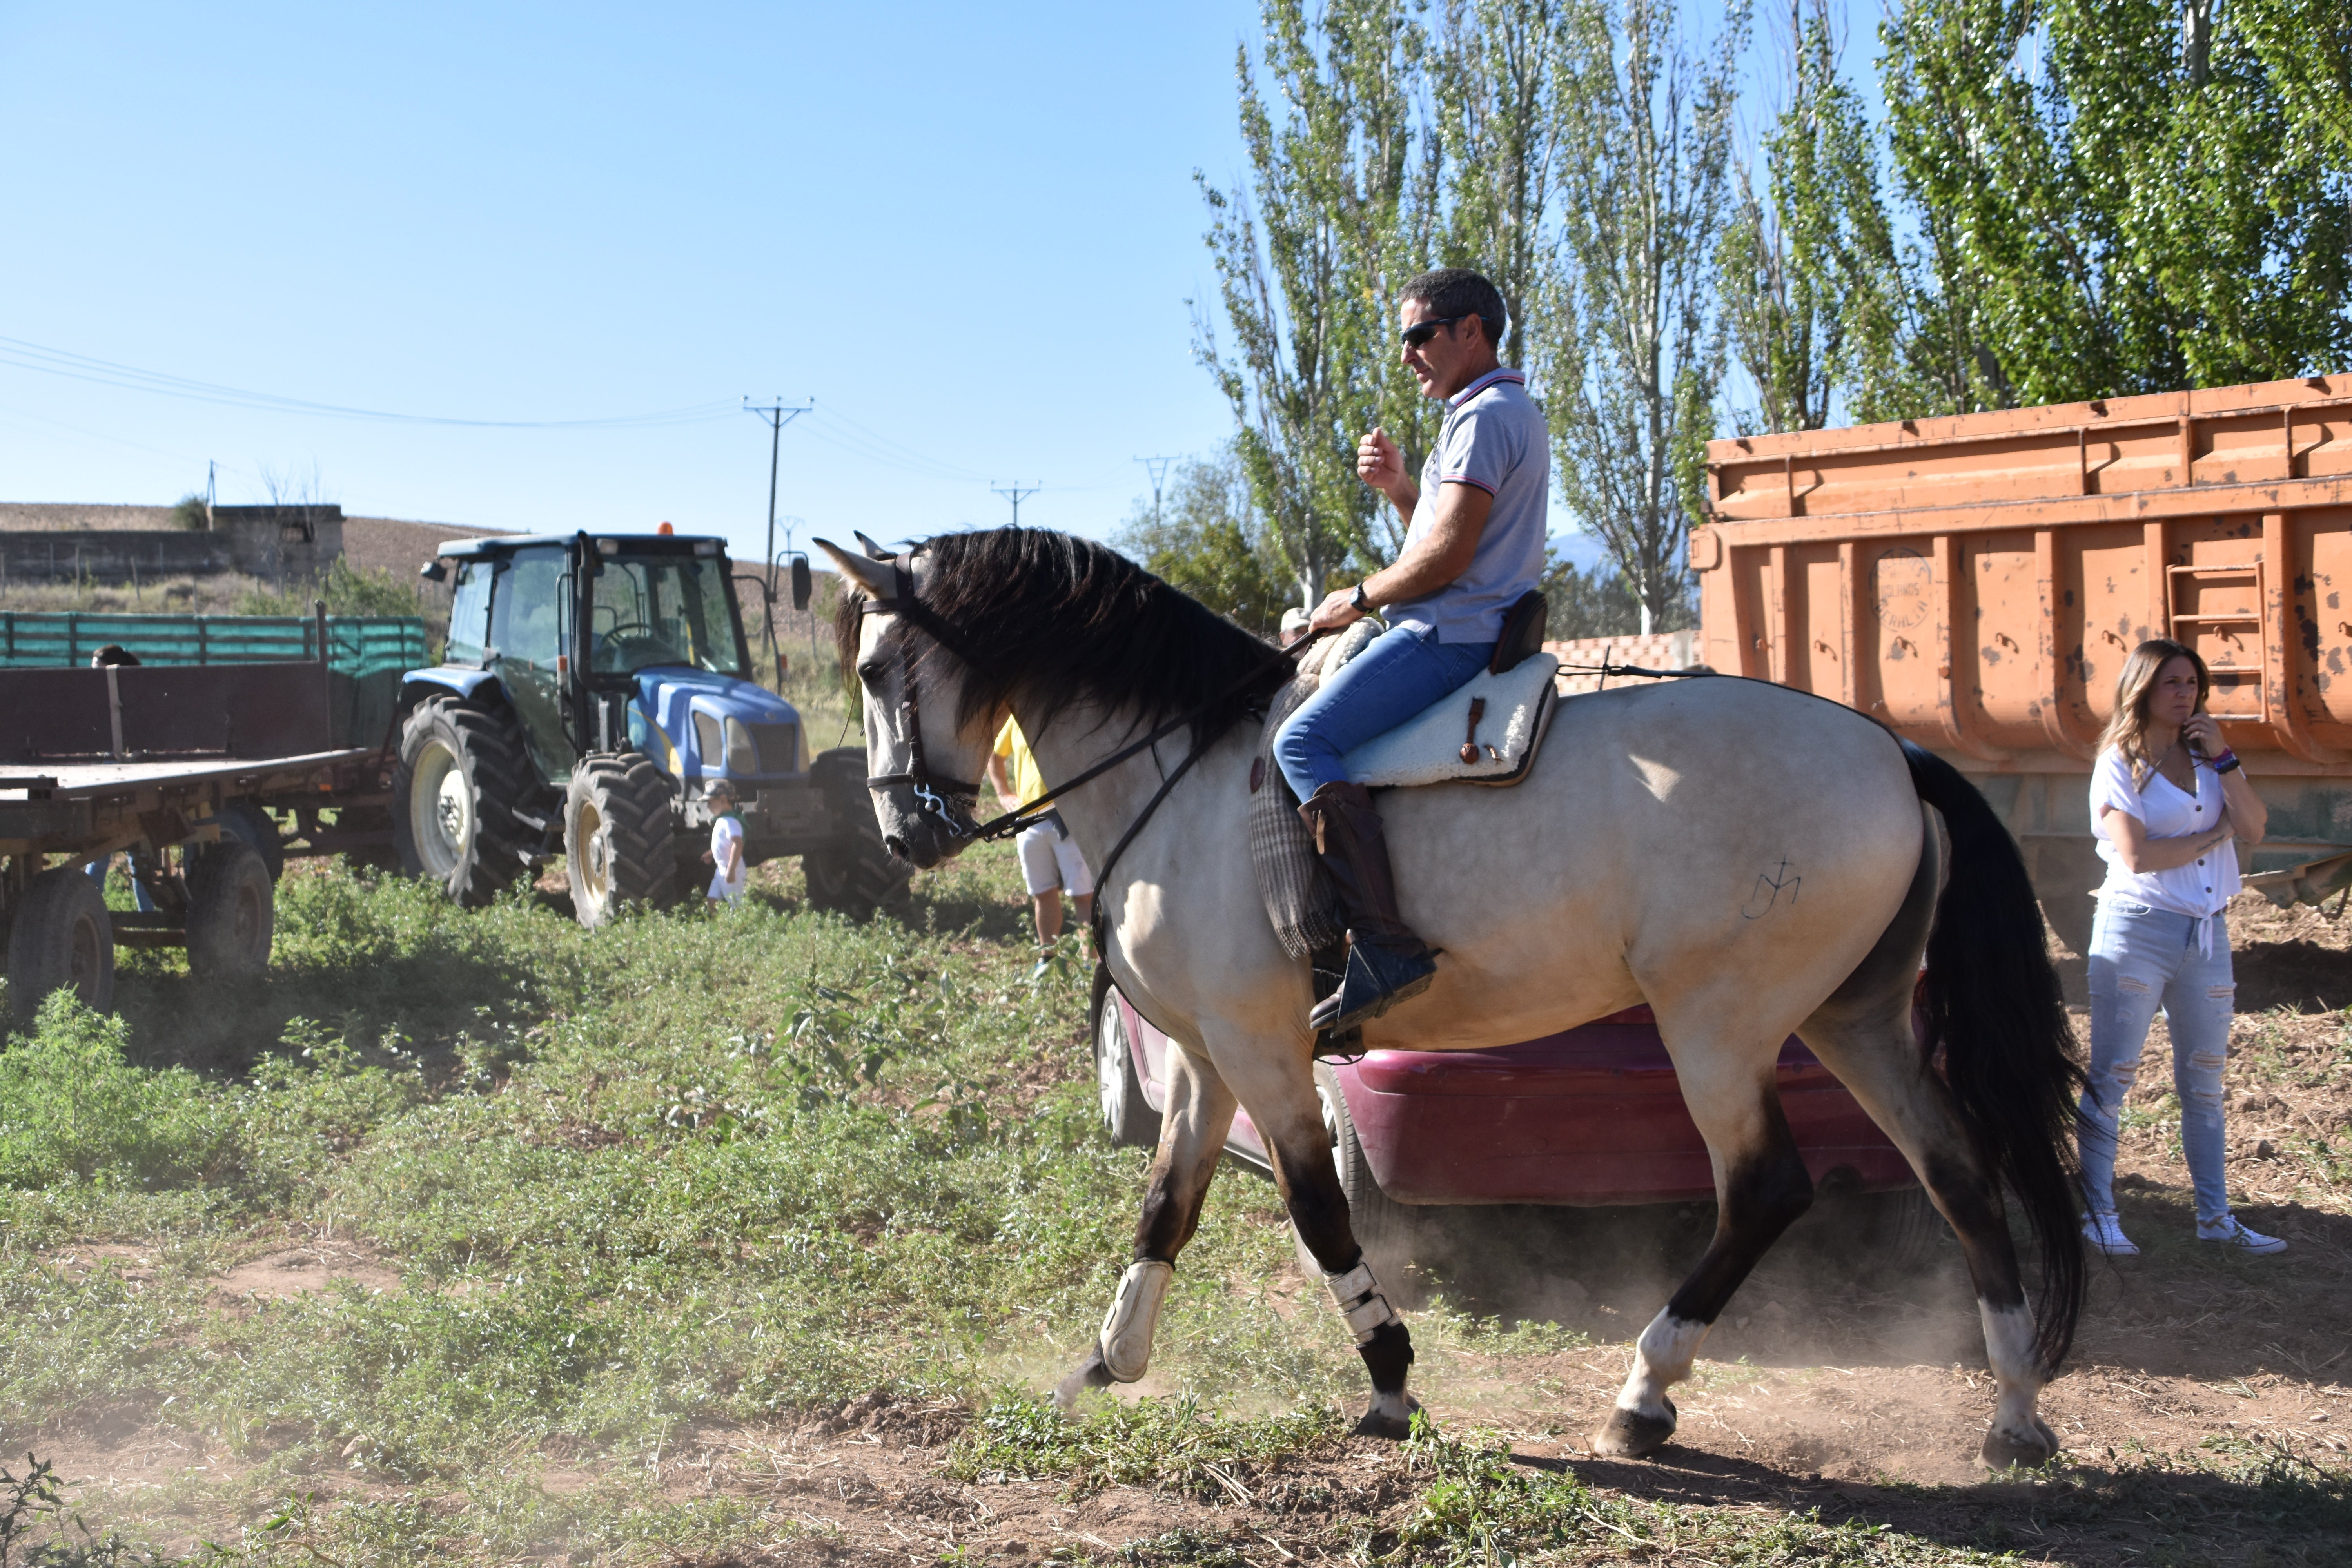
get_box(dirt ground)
[24,893,2351,1563]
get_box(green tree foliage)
[238,556,421,618]
[1113,447,1294,638]
[169,492,209,531]
[1874,0,2352,411]
[1717,1,1911,432]
[1196,0,1438,606]
[1539,0,1748,632]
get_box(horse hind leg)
[1054,1039,1236,1409]
[1595,1044,1813,1458]
[1798,808,2060,1469]
[1799,1005,2061,1468]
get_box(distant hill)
[341,516,517,578]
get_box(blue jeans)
[1274,623,1496,799]
[2078,902,2235,1224]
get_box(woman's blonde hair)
[2096,637,2209,789]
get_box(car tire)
[6,866,116,1026]
[392,695,538,906]
[1090,967,1156,1149]
[185,840,274,980]
[1291,1062,1424,1293]
[1863,1184,1949,1272]
[803,748,909,920]
[565,753,680,929]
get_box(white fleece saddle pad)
[1341,652,1559,788]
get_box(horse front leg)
[1054,1038,1236,1408]
[1597,1056,1813,1459]
[1251,1062,1419,1439]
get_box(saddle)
[1247,592,1560,967]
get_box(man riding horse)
[1276,267,1548,1032]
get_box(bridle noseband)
[858,558,988,840]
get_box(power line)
[0,332,736,428]
[991,481,1042,527]
[745,397,813,595]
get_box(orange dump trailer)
[1691,373,2352,954]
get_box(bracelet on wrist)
[2212,749,2242,775]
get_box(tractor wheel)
[392,696,539,907]
[802,748,909,920]
[7,866,115,1027]
[185,840,274,980]
[564,754,680,929]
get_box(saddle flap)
[1489,590,1549,675]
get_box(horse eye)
[857,662,884,684]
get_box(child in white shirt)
[703,781,748,907]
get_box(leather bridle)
[852,553,1325,866]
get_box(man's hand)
[1307,586,1364,633]
[701,849,715,864]
[1357,427,1405,493]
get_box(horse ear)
[814,538,896,602]
[853,530,892,561]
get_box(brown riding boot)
[1297,781,1439,1031]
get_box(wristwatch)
[1348,581,1372,613]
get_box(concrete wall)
[0,505,345,585]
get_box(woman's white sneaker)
[2197,1214,2287,1254]
[2082,1211,2138,1256]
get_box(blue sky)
[0,1,1875,575]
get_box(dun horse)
[820,528,2085,1469]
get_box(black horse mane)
[833,527,1287,746]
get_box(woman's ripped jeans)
[2077,901,2236,1225]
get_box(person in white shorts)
[703,780,748,907]
[985,717,1093,978]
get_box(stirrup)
[1310,940,1436,1032]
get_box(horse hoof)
[1979,1418,2060,1471]
[1052,1348,1114,1412]
[1354,1394,1421,1441]
[1590,1399,1677,1458]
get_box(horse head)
[816,537,991,870]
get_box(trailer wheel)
[393,695,536,906]
[185,840,274,980]
[565,753,680,928]
[6,866,115,1027]
[215,800,285,882]
[1291,1063,1425,1294]
[802,748,909,920]
[1089,966,1156,1149]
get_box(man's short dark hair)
[1401,268,1506,351]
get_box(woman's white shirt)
[2089,745,2240,919]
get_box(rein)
[856,556,1325,859]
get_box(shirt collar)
[1448,366,1525,409]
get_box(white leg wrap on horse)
[1323,1260,1401,1345]
[1098,1260,1175,1383]
[1978,1300,2046,1436]
[1615,1309,1708,1418]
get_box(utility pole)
[991,481,1042,527]
[205,460,216,531]
[1134,455,1176,529]
[744,397,813,595]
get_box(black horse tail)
[1901,739,2086,1373]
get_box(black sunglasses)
[1400,313,1470,349]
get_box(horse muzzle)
[873,786,972,870]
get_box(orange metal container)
[1693,374,2352,949]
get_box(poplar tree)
[1196,0,1438,608]
[1539,0,1747,633]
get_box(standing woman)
[2078,639,2283,1256]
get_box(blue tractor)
[394,530,906,926]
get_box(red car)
[1089,969,1940,1273]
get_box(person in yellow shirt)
[985,715,1094,977]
